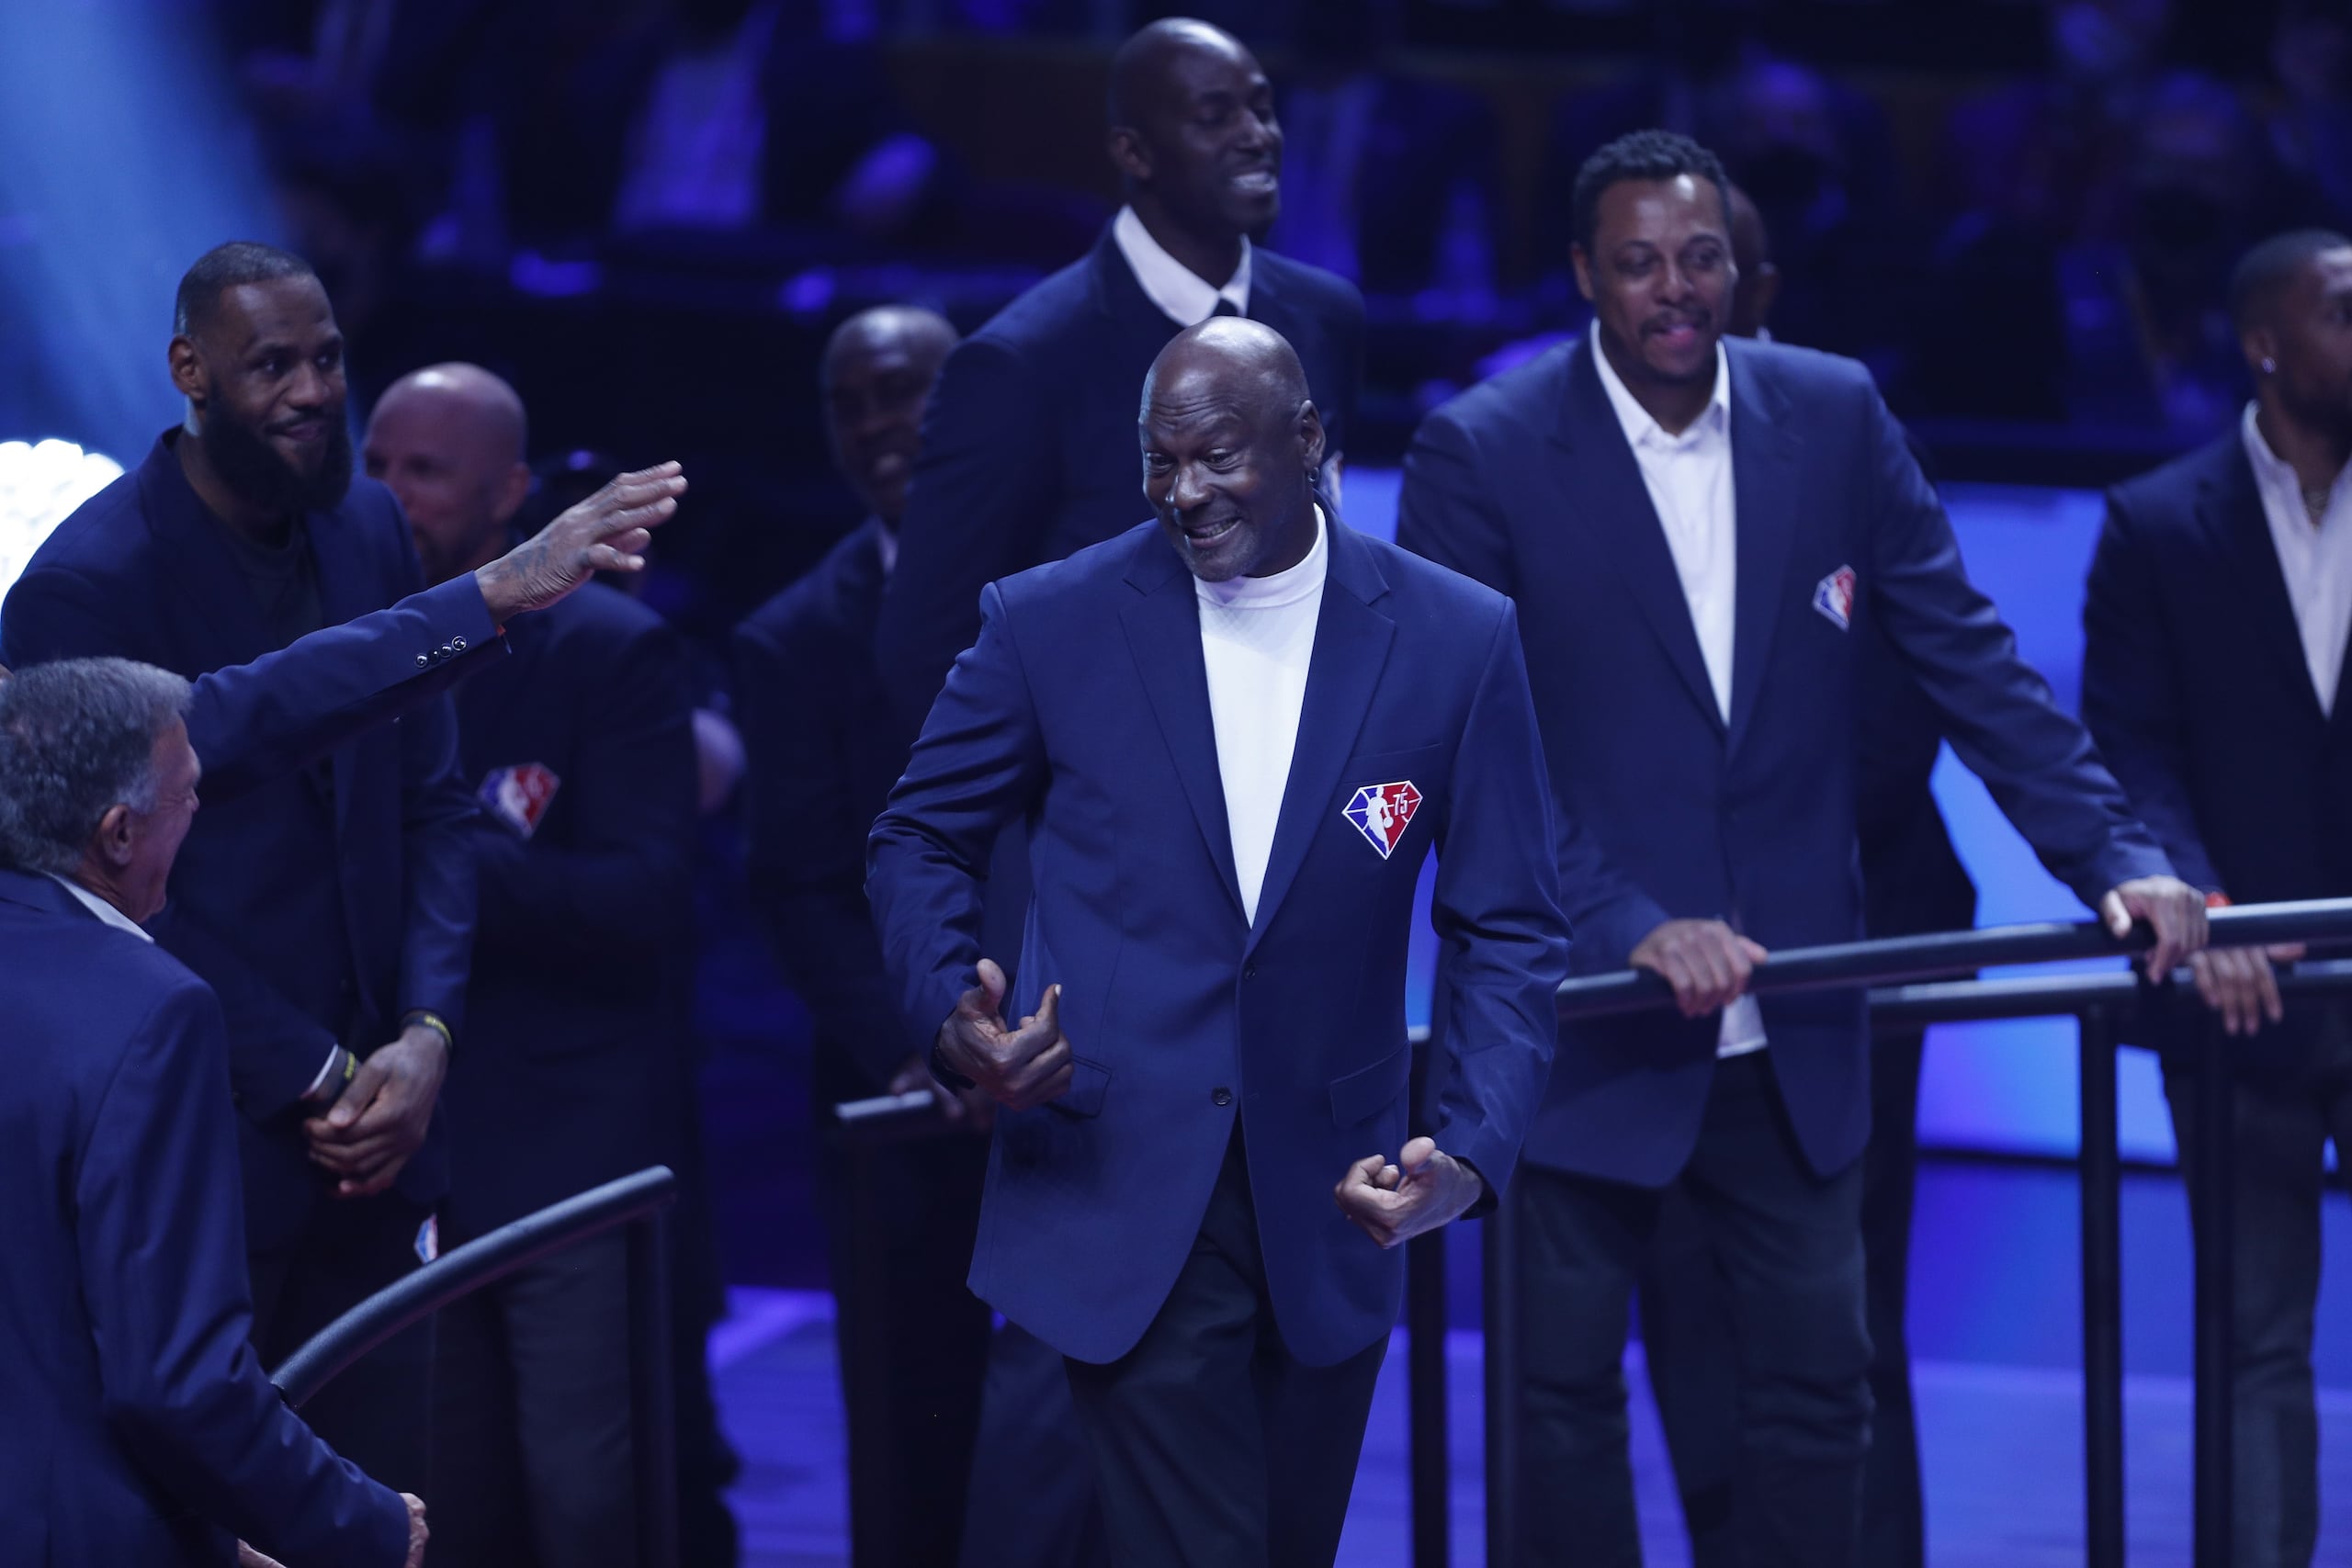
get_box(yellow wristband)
[401,1010,455,1055]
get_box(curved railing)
[269,1166,681,1568]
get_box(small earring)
[2263,356,2278,374]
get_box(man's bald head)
[1106,18,1282,242]
[1724,182,1781,340]
[1139,318,1325,582]
[822,305,957,525]
[363,363,534,584]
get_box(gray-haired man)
[0,658,427,1568]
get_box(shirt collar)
[1114,206,1251,327]
[45,873,153,942]
[1588,318,1730,450]
[2241,400,2350,513]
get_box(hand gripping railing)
[833,899,2352,1568]
[269,1166,681,1568]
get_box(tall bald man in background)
[362,365,701,1568]
[736,306,1003,1568]
[875,17,1363,737]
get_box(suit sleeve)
[2,564,502,802]
[78,977,410,1567]
[1428,602,1570,1201]
[154,910,341,1118]
[866,581,1049,1055]
[382,525,480,1041]
[736,618,922,1090]
[473,618,698,964]
[1398,408,1674,970]
[2079,490,2222,891]
[1858,382,2171,907]
[874,336,1061,740]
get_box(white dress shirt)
[2241,401,2352,716]
[1589,321,1763,1056]
[46,873,153,942]
[1199,507,1328,925]
[1114,205,1251,327]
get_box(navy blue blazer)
[2085,434,2352,1075]
[441,582,700,1241]
[0,434,481,1248]
[875,225,1365,732]
[0,870,409,1568]
[1399,335,2167,1184]
[868,519,1567,1367]
[734,520,924,1095]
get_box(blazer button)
[451,635,468,651]
[415,654,430,667]
[1243,964,1257,980]
[1212,1087,1233,1107]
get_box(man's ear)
[169,335,208,405]
[492,461,533,528]
[1108,126,1152,186]
[2242,322,2279,378]
[1297,400,1328,478]
[93,803,137,869]
[1569,243,1596,304]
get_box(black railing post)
[1408,1229,1451,1568]
[2191,1015,2236,1568]
[628,1208,680,1568]
[2076,1007,2126,1568]
[1483,1184,1522,1568]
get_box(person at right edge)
[1396,130,2210,1567]
[2083,228,2352,1568]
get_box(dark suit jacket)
[1398,334,2166,1185]
[734,519,919,1097]
[868,518,1567,1367]
[439,582,699,1241]
[2085,434,2352,1075]
[1857,619,1977,942]
[0,869,409,1568]
[875,225,1366,733]
[0,434,481,1248]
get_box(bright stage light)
[0,438,121,603]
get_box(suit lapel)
[1725,345,1801,756]
[1555,342,1724,734]
[1118,534,1247,923]
[2203,446,2327,725]
[1247,516,1395,949]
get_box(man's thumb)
[976,957,1008,1011]
[1035,982,1062,1032]
[329,1058,389,1128]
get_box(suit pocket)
[1048,1056,1114,1119]
[1329,1043,1409,1127]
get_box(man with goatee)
[1,242,479,1492]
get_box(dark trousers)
[1062,1132,1387,1568]
[1641,1032,1926,1567]
[818,1112,993,1568]
[249,1191,435,1495]
[2165,1013,2352,1568]
[960,1321,1110,1568]
[428,1234,635,1568]
[1517,1050,1872,1568]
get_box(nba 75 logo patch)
[480,762,561,840]
[1343,781,1423,861]
[1813,565,1857,632]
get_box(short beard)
[199,405,355,519]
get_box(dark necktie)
[1212,298,1241,317]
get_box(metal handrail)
[832,899,2352,1568]
[1548,897,2352,1021]
[268,1166,681,1568]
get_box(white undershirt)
[2241,401,2352,716]
[1199,507,1327,925]
[1589,322,1764,1057]
[1114,205,1252,327]
[47,873,153,942]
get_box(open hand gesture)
[935,958,1074,1111]
[473,462,687,621]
